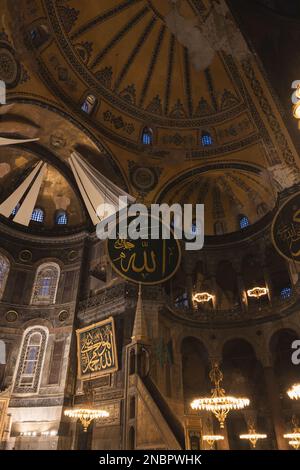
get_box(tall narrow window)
[141,127,153,145]
[13,327,48,394]
[201,131,213,146]
[31,207,44,223]
[31,262,60,305]
[239,215,250,229]
[0,253,10,300]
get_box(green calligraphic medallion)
[107,214,181,285]
[272,192,300,262]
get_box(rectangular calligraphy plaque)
[76,317,118,380]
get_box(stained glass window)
[31,263,60,305]
[13,327,48,393]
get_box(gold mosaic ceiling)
[0,146,86,230]
[1,0,299,235]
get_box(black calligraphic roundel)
[272,192,300,262]
[107,214,181,285]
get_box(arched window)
[31,207,44,223]
[239,215,250,229]
[190,221,201,237]
[81,94,97,115]
[175,292,188,308]
[201,131,213,146]
[280,287,292,299]
[191,222,197,236]
[13,327,48,394]
[55,210,68,225]
[141,127,153,145]
[31,262,60,305]
[0,253,10,300]
[11,203,20,217]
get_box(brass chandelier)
[64,407,109,432]
[202,434,224,449]
[284,416,300,450]
[64,383,109,432]
[191,363,250,429]
[287,383,300,400]
[193,292,214,303]
[239,422,267,448]
[247,287,268,299]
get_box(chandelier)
[239,422,267,448]
[284,416,300,449]
[64,408,109,432]
[287,383,300,400]
[247,287,268,299]
[193,292,214,303]
[284,432,300,449]
[191,363,250,428]
[202,434,224,449]
[288,439,300,450]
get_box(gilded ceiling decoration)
[157,164,276,235]
[0,0,299,236]
[0,146,86,230]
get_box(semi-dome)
[1,0,297,238]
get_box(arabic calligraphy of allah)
[80,325,115,374]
